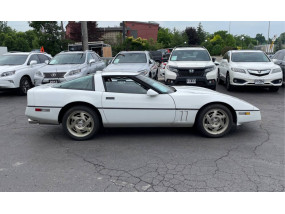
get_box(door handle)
[106,97,115,100]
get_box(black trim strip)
[27,106,62,108]
[27,106,260,112]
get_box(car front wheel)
[196,104,234,138]
[18,76,32,95]
[62,106,101,140]
[226,73,234,91]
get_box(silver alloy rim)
[67,111,94,137]
[203,109,229,135]
[22,79,30,93]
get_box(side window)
[273,52,280,60]
[37,54,50,63]
[87,53,94,63]
[92,53,99,61]
[103,76,148,94]
[27,54,40,65]
[53,75,94,91]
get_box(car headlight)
[166,65,178,72]
[138,69,148,76]
[68,69,81,76]
[272,68,282,74]
[205,66,216,73]
[231,68,246,73]
[35,71,43,77]
[1,70,16,77]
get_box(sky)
[7,21,285,38]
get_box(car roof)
[174,47,206,51]
[118,51,147,54]
[4,52,48,56]
[230,50,264,53]
[101,71,139,76]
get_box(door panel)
[102,92,176,126]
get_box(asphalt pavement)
[0,84,284,192]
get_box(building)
[98,27,123,44]
[123,21,159,42]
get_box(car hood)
[104,63,147,72]
[170,86,259,111]
[38,64,83,73]
[0,65,25,74]
[168,61,214,68]
[230,62,277,70]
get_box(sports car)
[25,71,261,140]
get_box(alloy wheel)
[202,109,229,135]
[67,111,94,138]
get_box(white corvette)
[25,71,261,140]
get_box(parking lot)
[0,83,284,192]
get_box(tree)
[225,34,236,47]
[185,27,199,45]
[196,22,206,45]
[214,30,228,40]
[170,28,187,47]
[29,21,69,56]
[255,33,266,45]
[157,27,172,47]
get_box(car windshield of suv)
[0,55,28,65]
[170,50,211,61]
[231,52,270,62]
[113,53,147,63]
[49,53,86,65]
[136,75,176,94]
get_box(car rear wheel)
[217,70,223,85]
[62,106,101,140]
[226,73,234,91]
[196,104,233,138]
[18,76,32,96]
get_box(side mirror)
[149,59,153,64]
[30,60,37,66]
[272,59,277,63]
[44,60,49,64]
[212,57,216,62]
[147,89,158,96]
[89,59,95,64]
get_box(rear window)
[53,75,94,91]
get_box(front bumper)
[0,78,17,89]
[230,72,283,87]
[165,70,216,89]
[236,110,261,125]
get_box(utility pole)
[60,21,65,40]
[229,21,231,35]
[81,21,88,51]
[122,21,126,42]
[267,21,271,53]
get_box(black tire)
[217,70,223,85]
[226,73,234,91]
[196,104,234,138]
[268,86,279,92]
[18,76,32,96]
[154,69,159,80]
[62,105,101,141]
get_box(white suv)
[0,52,51,95]
[218,50,283,92]
[164,47,217,90]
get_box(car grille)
[247,69,270,77]
[44,72,66,78]
[178,68,205,77]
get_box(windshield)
[113,53,147,63]
[136,75,175,94]
[231,52,270,62]
[49,53,86,65]
[170,50,211,61]
[0,55,28,65]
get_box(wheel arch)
[194,102,237,125]
[58,101,103,125]
[19,74,33,87]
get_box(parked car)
[0,52,51,95]
[103,51,159,79]
[217,50,283,92]
[149,51,163,65]
[164,46,217,90]
[271,49,285,84]
[158,48,173,62]
[26,71,261,140]
[34,50,105,85]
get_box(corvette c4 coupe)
[25,71,261,140]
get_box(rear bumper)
[25,106,61,125]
